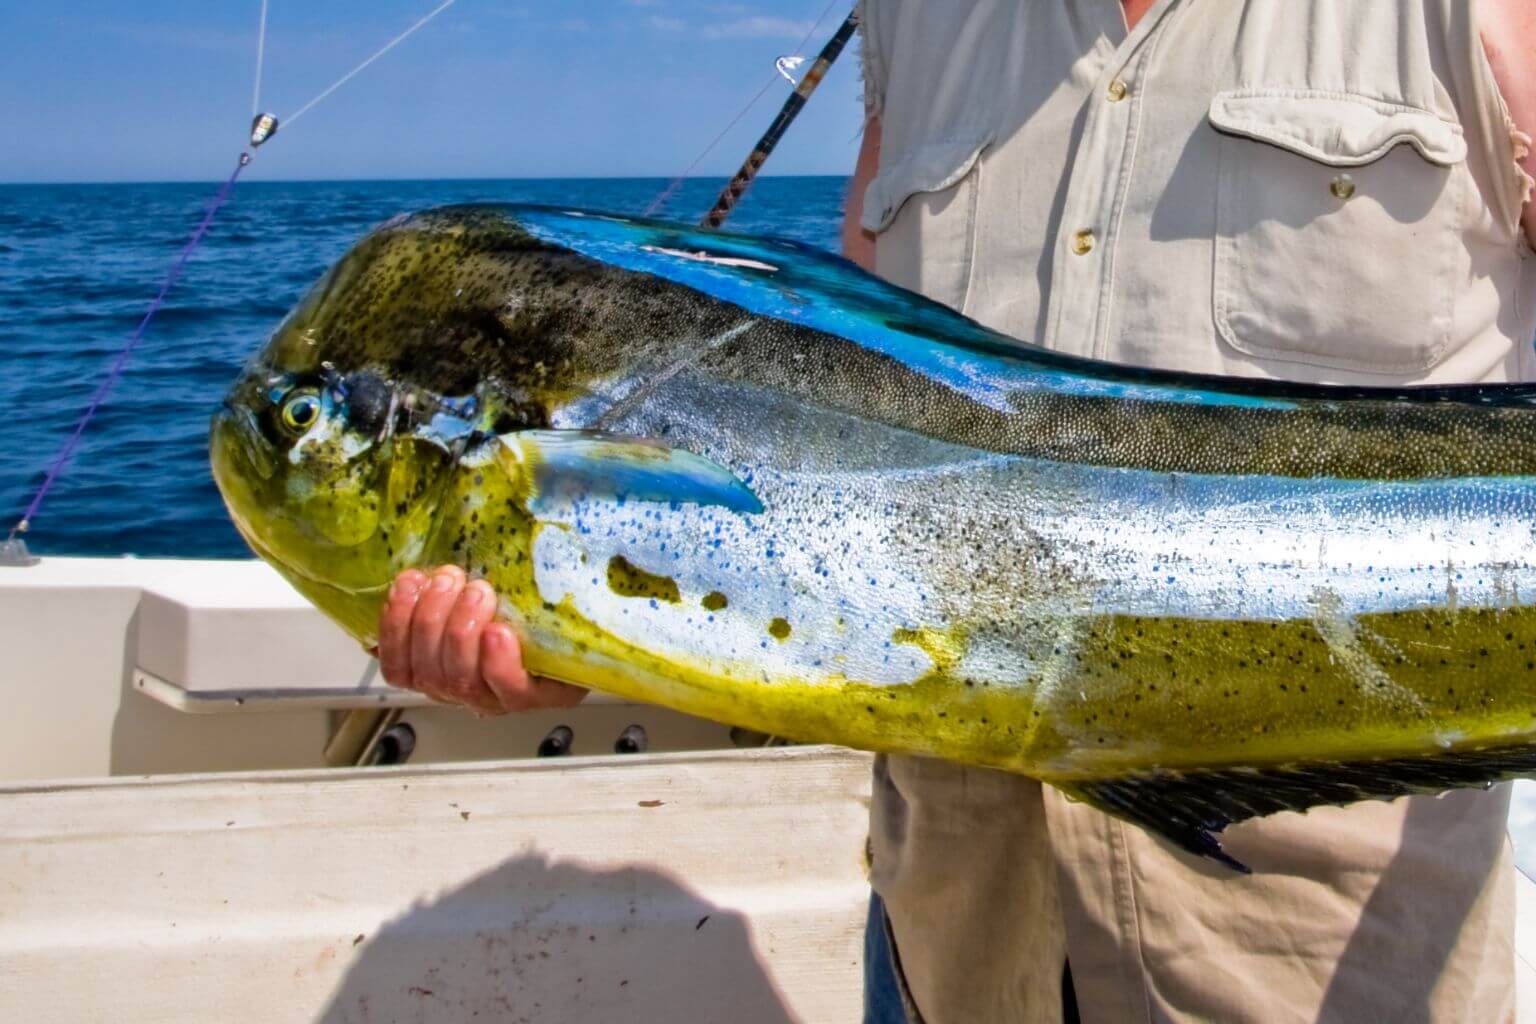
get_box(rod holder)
[0,537,39,567]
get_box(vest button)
[1071,230,1096,255]
[1330,174,1357,200]
[1107,79,1130,102]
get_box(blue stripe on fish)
[514,207,1299,413]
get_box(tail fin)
[1061,744,1536,873]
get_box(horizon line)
[0,172,853,188]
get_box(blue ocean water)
[0,177,849,558]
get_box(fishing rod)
[700,9,860,229]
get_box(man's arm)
[1479,0,1536,246]
[842,117,881,272]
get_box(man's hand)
[376,565,587,714]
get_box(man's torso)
[859,1,1532,1020]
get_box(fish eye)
[279,389,322,435]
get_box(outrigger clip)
[250,112,279,148]
[0,525,39,567]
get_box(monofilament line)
[10,157,249,542]
[283,0,459,128]
[643,0,843,217]
[252,0,269,118]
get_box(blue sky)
[0,1,865,183]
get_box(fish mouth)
[209,402,280,566]
[211,408,392,600]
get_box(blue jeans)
[863,892,913,1024]
[863,891,1080,1024]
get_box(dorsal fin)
[1061,744,1536,873]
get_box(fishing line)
[643,0,843,217]
[8,156,249,546]
[252,0,270,118]
[283,0,459,128]
[7,0,457,552]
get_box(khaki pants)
[870,755,1515,1023]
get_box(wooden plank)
[0,747,874,1023]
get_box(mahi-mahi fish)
[212,205,1536,870]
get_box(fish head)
[211,207,590,625]
[210,358,461,606]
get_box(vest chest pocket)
[861,133,991,313]
[1210,91,1471,376]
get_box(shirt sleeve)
[857,0,897,120]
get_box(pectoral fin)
[1061,743,1536,873]
[499,430,763,515]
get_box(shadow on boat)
[316,849,798,1023]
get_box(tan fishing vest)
[859,1,1534,1022]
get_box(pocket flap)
[860,133,993,233]
[1209,90,1467,167]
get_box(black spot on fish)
[607,555,681,603]
[343,370,394,436]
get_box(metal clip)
[250,112,279,147]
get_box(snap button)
[1071,230,1096,255]
[1107,79,1129,103]
[1330,174,1356,200]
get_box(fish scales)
[212,205,1536,869]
